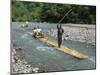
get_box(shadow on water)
[12,22,96,72]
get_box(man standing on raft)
[57,24,64,48]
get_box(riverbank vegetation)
[12,0,96,24]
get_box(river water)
[11,22,96,72]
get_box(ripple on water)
[21,34,28,39]
[88,56,95,64]
[12,22,96,72]
[36,46,54,51]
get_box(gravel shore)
[11,46,40,74]
[53,24,96,45]
[63,24,95,45]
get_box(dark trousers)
[58,35,62,48]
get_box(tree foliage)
[12,1,96,24]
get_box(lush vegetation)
[12,1,96,24]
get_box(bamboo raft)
[28,32,88,59]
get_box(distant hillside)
[12,1,96,24]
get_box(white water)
[21,33,28,39]
[88,57,95,63]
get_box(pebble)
[32,67,39,73]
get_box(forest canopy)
[12,1,96,24]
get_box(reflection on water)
[11,22,96,72]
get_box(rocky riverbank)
[52,24,95,45]
[11,46,40,74]
[63,24,95,45]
